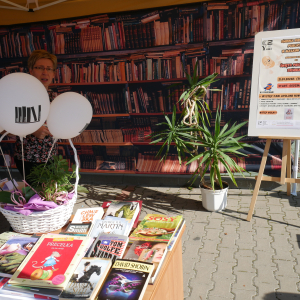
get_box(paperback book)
[103,201,140,230]
[59,257,111,300]
[97,259,154,300]
[61,223,92,236]
[9,234,90,290]
[0,232,29,248]
[0,236,39,278]
[124,240,168,284]
[87,233,128,263]
[102,200,142,228]
[89,217,129,239]
[129,214,183,244]
[72,208,104,224]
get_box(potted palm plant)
[149,68,251,211]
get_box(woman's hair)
[28,50,57,71]
[84,262,91,266]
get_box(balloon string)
[0,132,18,191]
[20,137,25,186]
[36,138,57,187]
[69,139,79,200]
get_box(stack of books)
[0,200,184,300]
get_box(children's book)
[60,223,92,236]
[124,240,168,284]
[72,208,104,224]
[87,233,128,264]
[97,259,154,300]
[0,236,39,278]
[88,217,129,239]
[59,257,111,300]
[102,201,140,231]
[129,214,183,245]
[9,234,90,290]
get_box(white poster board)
[248,28,300,137]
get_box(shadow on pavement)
[263,292,300,299]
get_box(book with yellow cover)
[8,234,90,290]
[129,214,183,244]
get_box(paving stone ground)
[1,184,300,299]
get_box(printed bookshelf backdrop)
[1,0,298,176]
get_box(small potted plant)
[149,68,251,211]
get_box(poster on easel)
[248,28,300,137]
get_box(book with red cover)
[9,235,90,290]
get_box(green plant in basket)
[27,155,78,202]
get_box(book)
[97,259,154,300]
[0,276,55,300]
[89,217,129,239]
[72,208,104,224]
[59,257,111,300]
[124,240,168,284]
[129,214,183,245]
[87,233,128,263]
[9,234,90,290]
[0,232,29,248]
[60,223,92,236]
[103,201,140,231]
[3,281,62,298]
[167,218,185,251]
[0,236,39,278]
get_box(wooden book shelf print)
[247,136,297,222]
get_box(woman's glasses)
[33,66,55,72]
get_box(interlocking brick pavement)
[1,184,300,299]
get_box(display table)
[143,224,185,300]
[14,216,186,300]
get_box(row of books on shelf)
[208,78,251,111]
[0,201,185,300]
[1,0,299,58]
[64,127,152,144]
[0,47,253,84]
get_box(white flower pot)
[200,184,229,212]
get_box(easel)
[247,136,299,221]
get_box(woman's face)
[29,58,55,90]
[151,243,167,263]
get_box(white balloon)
[47,92,93,139]
[0,73,50,137]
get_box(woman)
[14,50,58,185]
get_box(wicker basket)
[0,195,76,234]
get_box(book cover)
[9,235,89,289]
[61,223,92,236]
[97,259,153,300]
[89,217,129,239]
[72,208,104,224]
[0,236,39,278]
[124,240,168,284]
[87,233,128,263]
[129,214,183,243]
[0,232,29,248]
[59,257,111,300]
[103,201,140,228]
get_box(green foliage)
[27,155,77,202]
[148,69,251,191]
[187,109,251,190]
